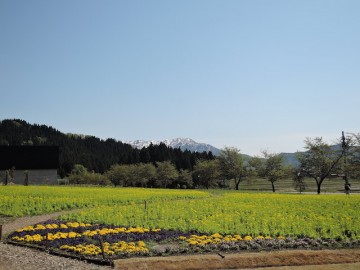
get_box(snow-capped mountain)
[125,138,221,155]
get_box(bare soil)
[257,263,360,270]
[113,249,360,270]
[1,209,80,239]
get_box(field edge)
[113,248,360,270]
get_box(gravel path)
[0,210,110,270]
[0,243,110,270]
[1,210,80,238]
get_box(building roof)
[0,146,59,170]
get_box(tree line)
[0,119,214,177]
[204,134,360,194]
[1,120,359,193]
[65,132,360,193]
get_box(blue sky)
[1,0,359,155]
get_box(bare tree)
[24,170,29,186]
[261,151,287,192]
[293,170,306,193]
[218,147,247,190]
[346,133,360,180]
[297,137,343,194]
[4,170,9,185]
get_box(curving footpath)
[0,210,109,270]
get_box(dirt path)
[1,209,83,240]
[0,209,110,270]
[256,263,360,269]
[113,249,360,270]
[0,242,109,270]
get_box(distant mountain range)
[4,119,341,168]
[125,138,222,156]
[0,119,215,175]
[126,138,259,163]
[126,138,319,167]
[279,152,300,167]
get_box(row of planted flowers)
[8,220,360,259]
[12,222,161,242]
[8,220,189,258]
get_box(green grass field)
[237,177,360,193]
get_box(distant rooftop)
[0,146,59,170]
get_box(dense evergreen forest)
[0,119,214,177]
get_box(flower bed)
[7,220,196,259]
[7,220,360,264]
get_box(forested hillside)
[0,119,214,177]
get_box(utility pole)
[341,131,349,185]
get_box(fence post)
[45,233,50,251]
[98,235,107,261]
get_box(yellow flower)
[211,233,223,239]
[233,235,243,241]
[35,224,46,230]
[244,235,253,241]
[68,232,78,238]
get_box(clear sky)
[1,0,359,155]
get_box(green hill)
[0,119,214,177]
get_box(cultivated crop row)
[0,186,209,217]
[59,192,360,239]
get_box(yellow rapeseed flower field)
[59,192,360,239]
[1,186,360,240]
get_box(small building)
[0,146,59,185]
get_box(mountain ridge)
[126,138,312,167]
[1,119,317,168]
[0,119,215,176]
[125,138,221,155]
